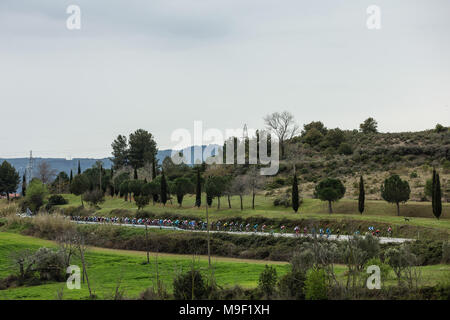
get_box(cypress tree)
[69,170,73,184]
[160,171,167,206]
[433,173,442,220]
[358,175,365,214]
[21,174,27,197]
[431,169,436,216]
[134,167,138,180]
[292,171,299,213]
[77,160,81,175]
[195,168,202,207]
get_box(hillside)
[269,127,450,202]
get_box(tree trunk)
[240,195,243,211]
[252,191,255,210]
[328,201,333,214]
[396,202,400,216]
[217,196,220,209]
[205,197,211,268]
[81,195,84,207]
[227,195,231,208]
[145,224,150,264]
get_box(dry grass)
[0,201,19,217]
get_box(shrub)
[45,195,68,210]
[173,269,207,300]
[258,265,278,298]
[23,179,48,213]
[277,270,306,300]
[363,257,391,283]
[273,194,292,207]
[442,241,450,264]
[304,268,328,300]
[82,189,105,207]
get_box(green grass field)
[0,232,289,300]
[55,194,450,233]
[0,232,449,300]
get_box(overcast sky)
[0,0,449,159]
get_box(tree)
[135,195,150,211]
[111,134,129,169]
[160,172,168,206]
[247,166,264,209]
[264,111,299,159]
[381,175,410,216]
[195,168,202,208]
[435,124,447,133]
[119,180,130,201]
[205,176,227,209]
[358,176,365,214]
[432,171,442,220]
[70,175,90,206]
[315,178,346,213]
[22,174,27,197]
[230,176,248,210]
[292,171,299,213]
[359,117,378,134]
[323,128,346,149]
[128,179,145,199]
[128,129,157,171]
[77,160,81,175]
[0,160,20,201]
[302,121,328,136]
[69,170,73,184]
[173,177,193,207]
[303,128,324,146]
[23,179,48,212]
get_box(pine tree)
[292,170,299,213]
[160,171,167,206]
[21,174,27,197]
[195,168,202,208]
[433,172,442,220]
[358,175,365,214]
[77,160,81,175]
[69,170,73,184]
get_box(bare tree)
[36,161,57,184]
[74,232,94,299]
[247,166,264,209]
[264,111,299,159]
[230,176,248,210]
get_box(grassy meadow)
[54,194,450,234]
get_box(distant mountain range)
[0,145,218,189]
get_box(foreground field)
[0,232,449,300]
[0,232,289,300]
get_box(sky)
[0,0,449,159]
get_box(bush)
[173,269,207,300]
[304,268,328,300]
[442,241,450,264]
[23,179,48,213]
[338,143,353,155]
[258,265,278,298]
[273,194,291,207]
[277,270,306,300]
[82,189,105,207]
[47,195,68,206]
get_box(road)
[73,221,413,244]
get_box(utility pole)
[26,150,33,184]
